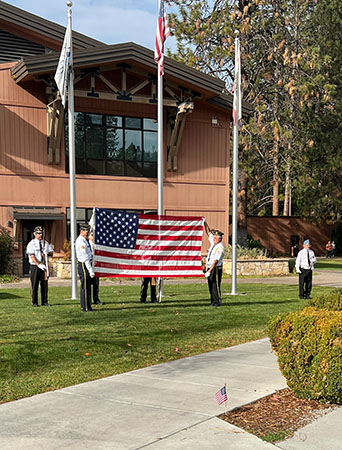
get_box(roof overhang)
[8,206,64,220]
[11,42,226,99]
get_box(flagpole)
[67,2,77,300]
[157,0,165,302]
[231,37,240,296]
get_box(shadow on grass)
[0,292,23,300]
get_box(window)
[65,113,157,178]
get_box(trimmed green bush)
[308,288,342,311]
[269,306,342,404]
[0,226,13,275]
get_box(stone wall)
[222,259,289,276]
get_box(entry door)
[22,220,41,275]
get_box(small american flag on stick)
[93,208,204,278]
[154,0,170,75]
[216,386,228,405]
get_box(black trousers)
[78,262,92,311]
[90,276,100,303]
[299,268,312,298]
[207,266,222,306]
[140,278,157,303]
[30,265,48,305]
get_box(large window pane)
[143,118,158,131]
[86,127,105,159]
[125,130,142,161]
[143,131,157,162]
[106,129,123,160]
[106,115,122,127]
[125,117,141,129]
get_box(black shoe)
[87,308,93,312]
[140,299,146,303]
[93,301,102,305]
[211,303,221,307]
[42,303,51,307]
[299,296,304,299]
[151,299,158,303]
[33,304,39,307]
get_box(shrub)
[288,258,296,273]
[224,244,267,260]
[63,239,71,261]
[269,307,342,404]
[0,226,13,274]
[308,288,342,311]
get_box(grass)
[315,258,342,271]
[0,281,330,404]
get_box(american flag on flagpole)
[232,38,241,127]
[93,208,204,277]
[154,0,170,76]
[216,386,228,405]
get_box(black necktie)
[307,250,310,267]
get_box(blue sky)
[4,0,174,50]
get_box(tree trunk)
[272,141,279,216]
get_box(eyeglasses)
[35,232,43,235]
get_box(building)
[0,1,247,275]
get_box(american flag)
[154,0,170,76]
[216,386,228,405]
[232,38,241,127]
[93,208,204,277]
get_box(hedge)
[269,306,342,404]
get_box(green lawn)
[315,258,342,271]
[0,282,331,404]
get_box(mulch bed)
[221,388,338,442]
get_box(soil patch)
[221,388,339,443]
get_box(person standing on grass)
[76,224,94,312]
[88,231,102,305]
[295,239,316,300]
[26,226,54,307]
[140,277,158,303]
[204,222,225,307]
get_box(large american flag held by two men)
[93,208,204,278]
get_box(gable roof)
[0,0,103,50]
[12,41,226,97]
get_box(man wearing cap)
[76,224,94,312]
[295,239,317,299]
[26,226,54,307]
[204,222,225,306]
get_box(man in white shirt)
[26,226,54,307]
[295,239,316,299]
[204,223,225,307]
[76,224,94,312]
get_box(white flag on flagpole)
[54,17,72,107]
[233,38,241,127]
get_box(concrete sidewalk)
[0,339,284,450]
[0,339,341,449]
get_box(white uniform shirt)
[206,233,225,269]
[76,235,94,275]
[26,238,53,265]
[295,248,316,272]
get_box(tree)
[168,0,339,222]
